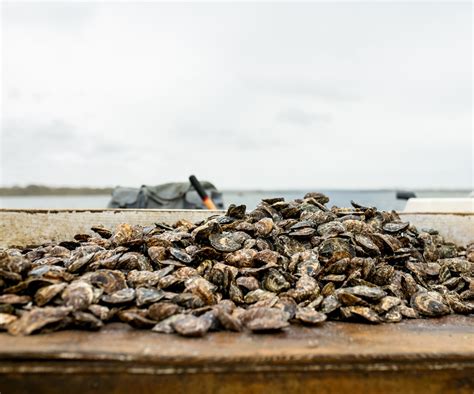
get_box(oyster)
[295,307,327,325]
[411,291,450,317]
[118,310,156,329]
[383,222,410,233]
[236,276,260,292]
[101,288,135,304]
[172,314,212,337]
[8,306,71,336]
[241,307,289,332]
[0,294,31,305]
[62,281,94,310]
[148,302,181,321]
[0,192,471,336]
[263,269,290,293]
[254,218,274,237]
[0,313,18,330]
[340,306,381,323]
[35,283,67,306]
[209,232,242,252]
[136,287,164,306]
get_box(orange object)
[202,196,217,210]
[189,175,218,210]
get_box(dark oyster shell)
[241,307,289,332]
[295,307,327,325]
[411,291,450,317]
[8,306,71,336]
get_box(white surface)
[403,198,473,213]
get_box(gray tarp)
[107,182,224,209]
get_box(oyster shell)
[295,307,327,325]
[241,307,289,332]
[8,306,71,336]
[411,291,450,317]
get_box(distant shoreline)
[0,185,471,197]
[0,186,113,197]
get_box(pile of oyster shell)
[0,193,473,336]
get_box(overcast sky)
[1,1,472,189]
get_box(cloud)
[2,2,97,31]
[276,108,332,127]
[247,77,358,102]
[1,2,472,189]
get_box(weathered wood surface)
[0,316,473,393]
[1,209,473,248]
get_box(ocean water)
[0,190,470,211]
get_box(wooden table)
[0,315,473,394]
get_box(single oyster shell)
[226,204,246,219]
[148,302,181,321]
[91,225,112,239]
[152,314,186,334]
[72,311,103,330]
[118,309,156,329]
[244,289,277,304]
[0,294,31,305]
[35,283,67,307]
[136,287,164,306]
[209,233,242,252]
[8,306,71,336]
[383,222,410,233]
[169,248,193,264]
[172,314,212,337]
[62,281,94,310]
[375,296,401,313]
[236,276,260,292]
[411,291,450,317]
[83,270,127,294]
[340,306,381,323]
[101,288,136,304]
[185,276,217,305]
[225,249,257,268]
[320,295,341,314]
[0,313,18,330]
[241,307,289,332]
[263,269,290,293]
[88,304,112,321]
[295,307,327,325]
[214,305,243,332]
[343,286,387,301]
[254,218,274,237]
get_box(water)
[0,190,470,211]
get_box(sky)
[1,1,472,190]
